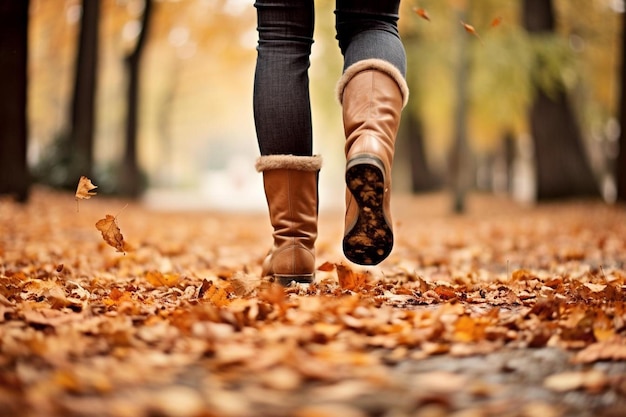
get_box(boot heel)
[343,158,393,265]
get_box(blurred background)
[1,0,625,212]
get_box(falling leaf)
[317,261,335,272]
[490,16,503,28]
[95,215,127,253]
[413,7,430,21]
[75,176,98,200]
[461,21,483,44]
[336,263,367,291]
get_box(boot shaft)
[256,155,322,282]
[337,59,408,265]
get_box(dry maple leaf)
[95,215,127,253]
[75,176,98,200]
[336,263,367,291]
[413,7,430,21]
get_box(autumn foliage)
[1,185,625,416]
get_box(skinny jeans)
[253,0,406,156]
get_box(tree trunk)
[119,0,153,197]
[617,4,626,202]
[530,90,600,199]
[69,0,100,184]
[449,8,472,213]
[0,0,30,202]
[398,109,439,193]
[523,0,600,200]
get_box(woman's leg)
[253,0,321,285]
[253,0,315,156]
[335,0,406,75]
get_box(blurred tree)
[449,5,472,213]
[618,5,626,203]
[70,0,100,183]
[33,0,100,189]
[397,32,440,193]
[523,0,600,200]
[118,0,153,197]
[0,0,30,202]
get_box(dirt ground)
[1,187,625,417]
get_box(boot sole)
[274,274,314,286]
[343,156,393,265]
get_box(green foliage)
[528,34,578,98]
[399,0,619,156]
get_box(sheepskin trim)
[336,59,409,108]
[255,154,322,172]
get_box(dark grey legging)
[253,0,406,156]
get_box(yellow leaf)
[75,176,98,200]
[145,271,179,288]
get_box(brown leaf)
[573,341,626,364]
[434,285,456,300]
[75,176,98,200]
[198,280,230,307]
[544,370,608,393]
[336,263,367,291]
[95,214,128,253]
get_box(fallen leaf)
[95,214,128,253]
[544,370,608,393]
[573,341,626,364]
[198,280,230,307]
[145,271,180,288]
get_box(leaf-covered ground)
[1,188,625,417]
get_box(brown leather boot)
[336,59,409,265]
[256,154,322,285]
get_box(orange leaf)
[317,261,335,272]
[95,215,128,253]
[336,263,367,291]
[145,271,179,288]
[199,280,230,307]
[413,7,430,21]
[491,16,503,28]
[461,20,483,44]
[75,176,98,200]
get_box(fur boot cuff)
[336,59,409,108]
[255,154,322,172]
